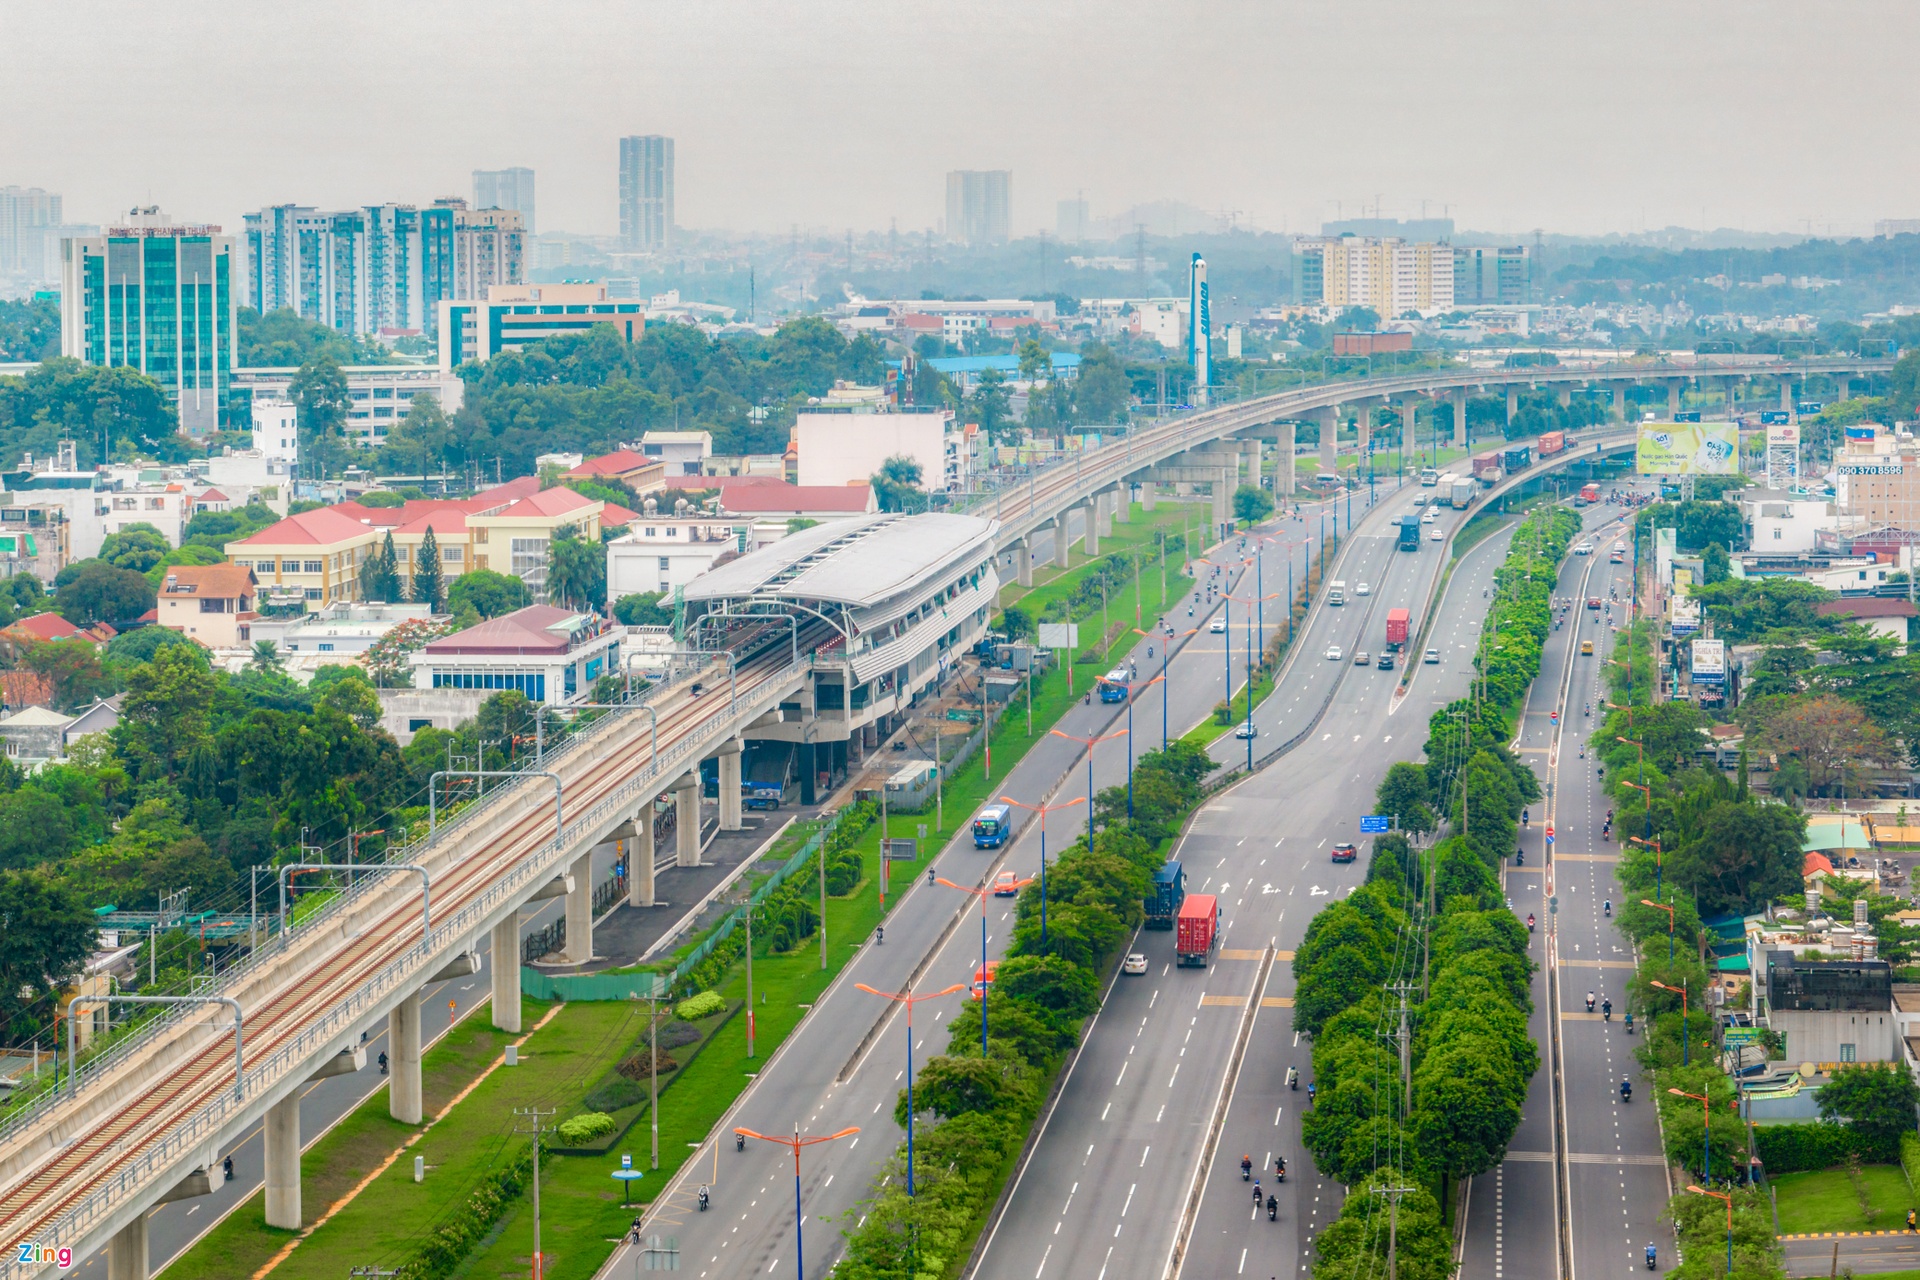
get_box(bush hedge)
[556,1112,617,1145]
[1754,1120,1895,1173]
[674,991,725,1022]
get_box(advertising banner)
[1636,423,1739,475]
[1691,638,1726,684]
[1765,422,1801,447]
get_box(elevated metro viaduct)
[0,356,1888,1280]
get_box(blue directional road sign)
[1359,815,1391,834]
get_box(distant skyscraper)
[619,136,674,252]
[61,208,238,436]
[473,167,536,233]
[946,171,1011,246]
[1056,197,1090,243]
[0,186,62,278]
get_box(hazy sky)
[6,0,1915,240]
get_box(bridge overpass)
[0,353,1890,1279]
[974,355,1891,586]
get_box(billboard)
[1636,423,1739,475]
[1760,410,1792,426]
[1691,638,1726,685]
[1765,422,1801,446]
[1037,623,1080,649]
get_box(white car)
[1429,526,1444,541]
[1354,651,1370,666]
[1356,582,1371,596]
[1574,542,1593,556]
[1325,645,1343,661]
[1209,616,1227,634]
[1423,648,1440,664]
[1421,510,1437,523]
[1122,953,1150,975]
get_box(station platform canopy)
[685,513,996,611]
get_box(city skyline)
[5,0,1919,242]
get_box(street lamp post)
[1670,1088,1714,1182]
[1001,795,1085,949]
[1652,978,1691,1066]
[733,1125,860,1280]
[1686,1184,1735,1275]
[1048,727,1127,843]
[937,872,1032,1053]
[853,982,965,1195]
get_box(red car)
[1587,597,1602,610]
[1331,842,1358,864]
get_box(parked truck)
[1176,894,1219,967]
[1146,860,1186,929]
[1396,515,1421,550]
[1385,607,1411,651]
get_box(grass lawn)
[1851,1272,1920,1279]
[161,997,556,1279]
[1771,1165,1917,1237]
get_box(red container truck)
[1176,894,1219,967]
[1385,607,1410,651]
[1471,452,1504,484]
[1537,430,1566,457]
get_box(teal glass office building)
[60,212,237,436]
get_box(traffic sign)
[1546,824,1556,844]
[1359,815,1391,834]
[1550,710,1559,725]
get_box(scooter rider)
[1602,997,1612,1022]
[1586,991,1596,1013]
[1242,1154,1253,1180]
[1622,1078,1633,1102]
[1527,913,1536,932]
[1646,1243,1657,1270]
[1276,1156,1287,1180]
[1252,1179,1263,1208]
[1267,1193,1278,1221]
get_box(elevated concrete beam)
[525,875,572,903]
[429,951,480,983]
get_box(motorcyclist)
[875,926,884,945]
[1522,809,1529,828]
[1586,991,1596,1013]
[223,1156,234,1182]
[1622,1078,1633,1103]
[1527,913,1536,932]
[1602,997,1612,1022]
[1307,1082,1316,1104]
[1252,1180,1262,1207]
[1242,1154,1253,1180]
[1287,1067,1299,1090]
[1624,1011,1634,1034]
[1646,1243,1656,1270]
[1515,849,1524,866]
[1266,1194,1278,1221]
[1276,1156,1286,1180]
[698,1185,711,1211]
[1605,900,1612,917]
[378,1051,389,1076]
[927,866,936,886]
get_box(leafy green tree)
[114,644,216,780]
[1231,484,1274,525]
[448,569,530,620]
[901,1049,1039,1122]
[21,639,110,711]
[289,353,349,480]
[1376,761,1435,836]
[0,790,77,869]
[247,640,283,673]
[968,368,1014,442]
[1701,541,1731,584]
[1312,1170,1453,1280]
[545,524,605,611]
[315,671,382,730]
[54,560,156,629]
[410,525,445,612]
[871,455,930,513]
[1667,800,1805,915]
[1689,577,1834,643]
[98,524,171,574]
[1072,344,1131,424]
[612,591,673,628]
[1816,1061,1920,1146]
[0,296,60,361]
[0,870,96,1031]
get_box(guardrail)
[2,654,815,1269]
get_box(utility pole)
[514,1107,557,1279]
[1370,1182,1419,1280]
[1390,981,1416,1115]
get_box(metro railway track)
[0,632,822,1258]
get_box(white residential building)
[607,517,751,596]
[231,365,463,450]
[795,408,968,492]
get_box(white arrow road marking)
[1310,885,1328,896]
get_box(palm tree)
[249,639,282,672]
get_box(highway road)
[1453,498,1676,1280]
[971,485,1522,1280]
[599,485,1389,1280]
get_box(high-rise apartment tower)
[473,167,536,233]
[946,171,1011,246]
[619,136,674,252]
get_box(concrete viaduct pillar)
[1141,479,1158,511]
[1051,517,1071,569]
[389,990,423,1124]
[108,1170,214,1280]
[1452,390,1468,452]
[1557,386,1572,409]
[1781,380,1793,412]
[1505,385,1519,429]
[1318,405,1338,475]
[490,915,522,1032]
[1668,380,1683,419]
[561,848,594,964]
[1277,422,1296,496]
[1013,538,1034,587]
[259,1045,364,1232]
[1356,404,1372,460]
[1114,483,1132,523]
[1082,498,1100,556]
[626,811,655,908]
[718,739,743,832]
[675,771,702,866]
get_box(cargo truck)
[1537,430,1566,457]
[1449,477,1475,510]
[1397,515,1421,550]
[1502,445,1532,472]
[1471,452,1504,484]
[1146,860,1186,929]
[1385,607,1410,651]
[1175,894,1219,967]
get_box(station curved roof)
[684,513,995,609]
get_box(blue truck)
[1397,515,1422,551]
[1145,860,1186,929]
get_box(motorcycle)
[1602,999,1612,1022]
[698,1185,710,1212]
[1624,1011,1634,1034]
[1286,1067,1299,1091]
[1515,849,1524,866]
[1252,1182,1263,1208]
[1604,900,1612,917]
[1242,1156,1253,1181]
[1586,993,1596,1013]
[1645,1244,1657,1270]
[1621,1080,1633,1104]
[1267,1195,1278,1221]
[1276,1158,1287,1183]
[1527,914,1536,933]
